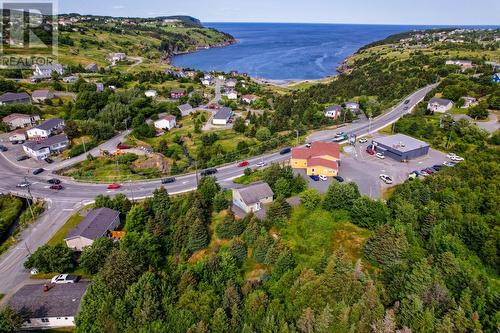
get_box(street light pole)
[25,176,34,220]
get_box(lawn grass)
[47,212,84,246]
[233,170,264,185]
[280,205,372,268]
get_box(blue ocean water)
[172,23,438,80]
[173,23,434,80]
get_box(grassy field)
[280,205,372,268]
[47,212,84,246]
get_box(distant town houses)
[64,207,120,251]
[86,63,99,72]
[144,89,158,98]
[0,92,32,105]
[427,98,453,113]
[445,60,474,70]
[493,73,500,83]
[8,282,90,330]
[26,118,65,139]
[154,113,177,131]
[224,90,238,100]
[32,89,54,103]
[201,74,213,86]
[241,94,258,104]
[232,182,274,214]
[32,63,64,79]
[324,105,342,119]
[23,134,69,160]
[291,142,340,177]
[178,103,194,117]
[170,89,186,99]
[461,96,478,109]
[212,107,233,125]
[2,113,40,130]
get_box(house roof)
[345,101,359,108]
[242,94,258,100]
[236,182,274,205]
[373,134,430,153]
[158,113,176,121]
[325,105,342,112]
[23,134,69,151]
[0,92,31,103]
[292,141,340,160]
[34,118,64,131]
[9,282,90,318]
[65,207,120,241]
[428,97,452,106]
[213,107,233,120]
[32,90,52,98]
[86,63,98,70]
[178,103,193,113]
[2,113,37,122]
[307,157,338,170]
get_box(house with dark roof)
[86,63,99,72]
[178,103,194,117]
[0,92,32,105]
[232,182,274,214]
[8,282,90,329]
[23,134,69,160]
[32,90,54,103]
[427,98,453,113]
[291,142,340,176]
[372,134,430,162]
[212,107,233,125]
[64,208,120,251]
[2,113,40,130]
[26,118,64,139]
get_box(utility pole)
[368,117,372,134]
[194,160,199,187]
[82,137,87,155]
[128,176,135,202]
[24,176,34,220]
[295,129,299,146]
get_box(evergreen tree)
[188,218,209,253]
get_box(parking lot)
[0,134,50,170]
[298,134,449,199]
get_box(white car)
[51,274,80,284]
[443,161,456,167]
[305,143,312,148]
[446,153,457,159]
[450,156,464,162]
[379,174,393,184]
[359,138,368,143]
[30,268,39,275]
[319,175,328,181]
[376,152,385,159]
[256,161,267,168]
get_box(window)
[41,318,49,323]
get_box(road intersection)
[0,83,437,295]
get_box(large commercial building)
[291,142,340,176]
[372,134,430,162]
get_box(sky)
[58,0,500,25]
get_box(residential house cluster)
[291,142,340,177]
[23,118,68,160]
[324,101,360,119]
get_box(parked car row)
[408,164,447,179]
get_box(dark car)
[44,157,54,164]
[33,168,44,175]
[200,168,218,176]
[279,147,292,155]
[309,175,320,181]
[161,177,176,184]
[48,178,61,184]
[16,155,29,161]
[424,167,434,174]
[432,164,442,171]
[0,145,7,152]
[333,176,345,182]
[50,184,63,190]
[404,99,411,104]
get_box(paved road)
[0,83,437,295]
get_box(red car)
[107,183,122,190]
[116,143,131,150]
[238,161,249,167]
[50,184,63,190]
[366,148,375,155]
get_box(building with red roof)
[291,141,340,176]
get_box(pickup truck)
[51,274,80,284]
